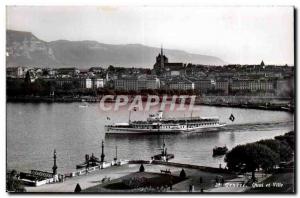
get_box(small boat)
[213,146,228,156]
[76,154,101,169]
[152,153,174,161]
[79,102,88,108]
[151,137,174,162]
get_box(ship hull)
[105,123,226,134]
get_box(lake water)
[7,102,294,174]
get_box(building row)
[6,66,105,79]
[114,75,160,91]
[112,75,292,96]
[44,78,105,89]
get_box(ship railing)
[162,117,219,121]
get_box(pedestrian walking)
[221,177,225,186]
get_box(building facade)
[168,79,194,90]
[215,80,229,95]
[114,75,160,91]
[193,79,213,93]
[7,66,24,78]
[230,78,275,92]
[56,67,80,76]
[46,78,96,89]
[92,78,105,89]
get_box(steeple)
[52,149,57,175]
[160,44,164,68]
[100,140,105,163]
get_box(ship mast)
[114,146,118,161]
[184,113,188,130]
[162,136,166,156]
[128,111,131,124]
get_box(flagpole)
[129,110,132,124]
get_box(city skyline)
[7,6,294,65]
[5,4,295,194]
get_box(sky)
[6,6,294,65]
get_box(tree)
[7,79,25,96]
[275,131,295,150]
[128,90,138,96]
[107,65,115,72]
[106,89,116,96]
[42,69,49,76]
[74,183,82,192]
[24,71,32,95]
[257,139,293,162]
[6,170,26,192]
[47,81,56,95]
[24,71,31,85]
[225,143,279,180]
[179,169,186,179]
[30,79,45,95]
[139,164,145,172]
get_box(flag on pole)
[229,114,235,122]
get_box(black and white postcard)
[6,5,295,193]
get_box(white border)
[1,1,299,198]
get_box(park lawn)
[105,172,183,189]
[84,171,185,192]
[246,172,294,193]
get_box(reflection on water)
[229,132,235,142]
[7,103,294,173]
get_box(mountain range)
[6,30,225,68]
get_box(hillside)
[6,30,225,68]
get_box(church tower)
[154,45,168,71]
[160,45,164,68]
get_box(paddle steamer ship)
[105,111,226,134]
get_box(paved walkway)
[26,164,138,192]
[25,164,183,192]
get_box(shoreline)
[6,96,294,113]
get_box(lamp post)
[101,140,105,163]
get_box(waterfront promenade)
[25,164,141,192]
[25,163,237,193]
